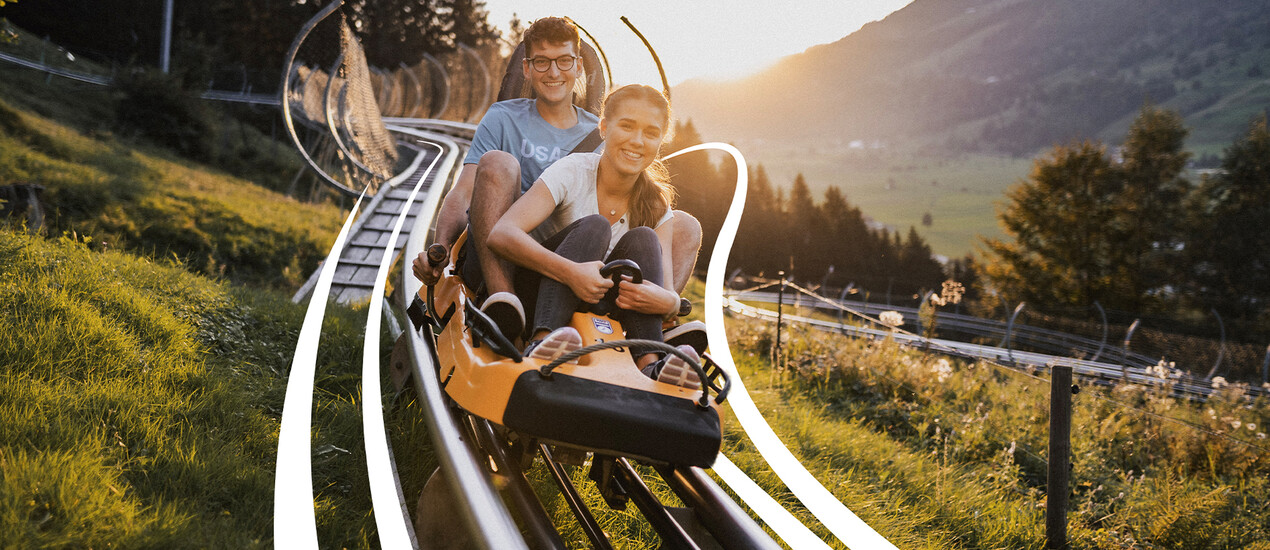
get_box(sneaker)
[480,292,525,341]
[642,345,702,390]
[524,326,583,364]
[663,320,708,355]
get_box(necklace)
[609,209,617,216]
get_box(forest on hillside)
[674,0,1270,155]
[668,103,1270,352]
[666,121,950,300]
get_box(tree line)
[0,0,499,91]
[983,105,1269,341]
[664,121,948,301]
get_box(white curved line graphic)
[362,141,449,548]
[669,143,896,550]
[711,453,830,549]
[275,191,368,548]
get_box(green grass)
[715,312,1270,548]
[0,228,427,547]
[0,73,338,289]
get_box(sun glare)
[481,1,914,86]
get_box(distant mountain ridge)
[673,0,1270,155]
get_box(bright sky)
[480,1,915,87]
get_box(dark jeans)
[461,215,665,349]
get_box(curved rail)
[279,0,351,194]
[458,44,494,124]
[676,142,897,549]
[568,18,614,92]
[621,16,670,99]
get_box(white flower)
[1248,423,1257,431]
[940,280,965,305]
[1258,433,1267,440]
[1212,376,1229,389]
[879,311,904,328]
[1231,419,1242,430]
[931,358,954,382]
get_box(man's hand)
[565,261,613,304]
[412,245,449,286]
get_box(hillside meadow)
[737,143,1030,258]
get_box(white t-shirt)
[534,152,674,256]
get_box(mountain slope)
[674,0,1270,155]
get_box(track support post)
[589,456,630,510]
[1047,365,1074,549]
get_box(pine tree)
[983,141,1122,309]
[1115,103,1191,311]
[1183,114,1270,333]
[786,174,823,282]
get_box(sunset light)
[480,0,914,85]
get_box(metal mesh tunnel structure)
[280,0,496,200]
[282,0,497,304]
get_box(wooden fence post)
[1047,364,1074,549]
[774,271,785,372]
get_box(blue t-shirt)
[464,98,600,193]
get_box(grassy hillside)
[740,146,1032,257]
[716,314,1270,549]
[0,228,428,547]
[0,58,336,289]
[0,51,417,546]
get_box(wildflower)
[1258,433,1266,440]
[1248,423,1257,431]
[931,358,954,382]
[1231,419,1242,430]
[1150,359,1180,380]
[1212,376,1228,389]
[940,280,965,305]
[879,311,904,328]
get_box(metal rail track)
[377,122,779,549]
[726,292,1250,400]
[735,290,1163,368]
[291,127,461,305]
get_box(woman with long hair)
[488,84,699,387]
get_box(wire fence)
[727,273,1270,388]
[724,273,1270,459]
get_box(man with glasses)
[415,16,702,341]
[415,16,596,341]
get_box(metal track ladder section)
[293,138,457,305]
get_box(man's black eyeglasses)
[526,55,578,73]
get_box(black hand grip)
[426,243,447,267]
[591,259,642,316]
[598,259,642,284]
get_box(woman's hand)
[566,261,613,304]
[614,276,677,316]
